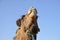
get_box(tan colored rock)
[14,7,40,40]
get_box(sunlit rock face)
[13,7,40,40]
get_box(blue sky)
[0,0,60,40]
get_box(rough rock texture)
[13,7,40,40]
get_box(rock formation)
[13,7,40,40]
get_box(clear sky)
[0,0,60,40]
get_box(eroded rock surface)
[14,7,40,40]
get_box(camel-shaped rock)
[13,7,40,40]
